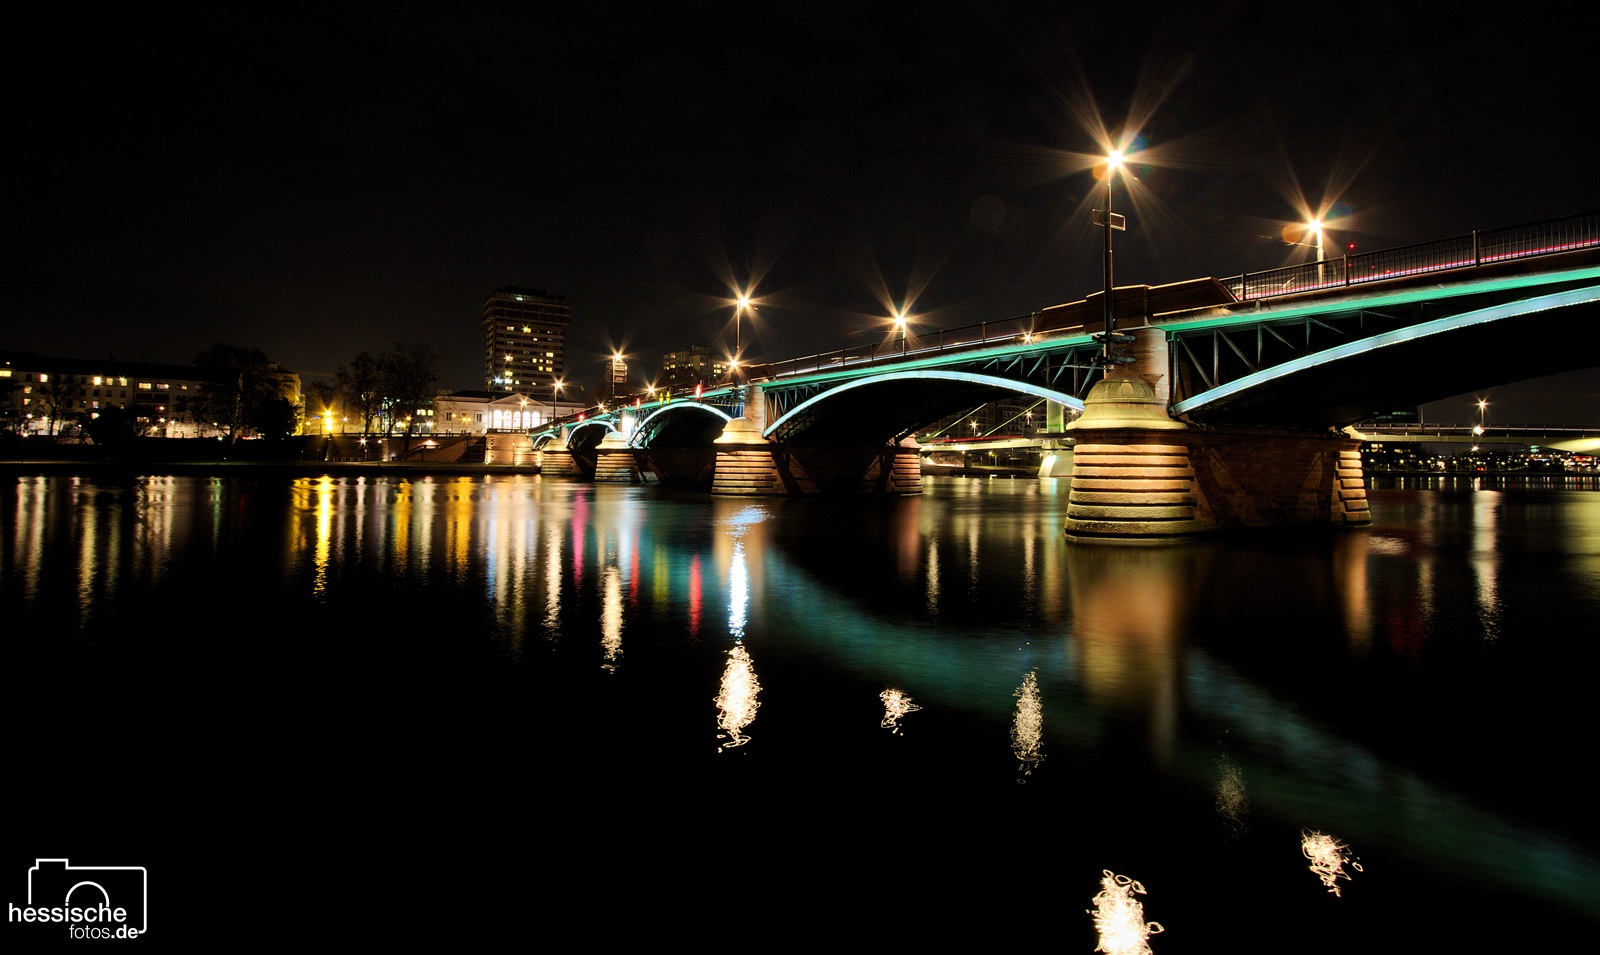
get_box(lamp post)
[1308,218,1326,285]
[553,379,564,420]
[893,309,908,358]
[735,295,750,367]
[1474,399,1487,436]
[1094,150,1130,373]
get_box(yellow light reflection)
[879,688,921,735]
[1011,670,1044,778]
[312,475,333,598]
[715,644,761,751]
[1090,870,1163,955]
[1301,829,1362,896]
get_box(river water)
[4,468,1598,948]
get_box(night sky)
[6,2,1596,424]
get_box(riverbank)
[0,457,539,477]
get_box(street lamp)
[734,295,751,366]
[1094,150,1131,372]
[1474,399,1487,435]
[893,308,908,358]
[553,378,564,417]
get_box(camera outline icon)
[26,858,148,935]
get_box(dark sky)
[6,2,1596,424]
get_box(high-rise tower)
[482,287,571,394]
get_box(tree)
[193,343,277,449]
[335,351,385,433]
[379,342,441,439]
[251,395,301,442]
[36,373,79,441]
[84,404,140,448]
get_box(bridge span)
[522,211,1599,536]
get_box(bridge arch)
[763,370,1085,445]
[626,402,734,448]
[561,419,620,452]
[1173,282,1600,425]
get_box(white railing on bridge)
[1225,211,1599,301]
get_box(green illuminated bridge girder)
[535,213,1599,446]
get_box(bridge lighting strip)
[768,333,1100,389]
[1171,284,1600,416]
[1167,264,1600,334]
[763,370,1085,439]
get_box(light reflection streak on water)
[879,688,921,734]
[1332,529,1371,651]
[1214,753,1249,835]
[390,480,412,579]
[1301,829,1361,896]
[924,540,940,618]
[728,541,748,640]
[414,478,437,580]
[312,476,333,598]
[1011,669,1043,777]
[445,477,474,588]
[715,643,760,750]
[1472,491,1501,639]
[542,512,563,639]
[600,565,622,671]
[9,477,48,603]
[1090,870,1162,955]
[687,554,702,639]
[571,492,587,588]
[76,487,100,629]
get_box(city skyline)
[6,4,1596,424]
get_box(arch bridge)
[533,212,1599,533]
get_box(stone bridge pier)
[1062,327,1370,536]
[709,387,920,496]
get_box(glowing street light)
[553,378,564,416]
[892,308,909,358]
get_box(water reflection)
[1090,870,1163,955]
[1010,670,1043,777]
[6,472,1599,940]
[879,687,921,734]
[1065,541,1194,767]
[715,644,761,751]
[1215,753,1250,836]
[1301,829,1362,896]
[1472,490,1502,640]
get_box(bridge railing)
[765,313,1039,379]
[1225,211,1599,301]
